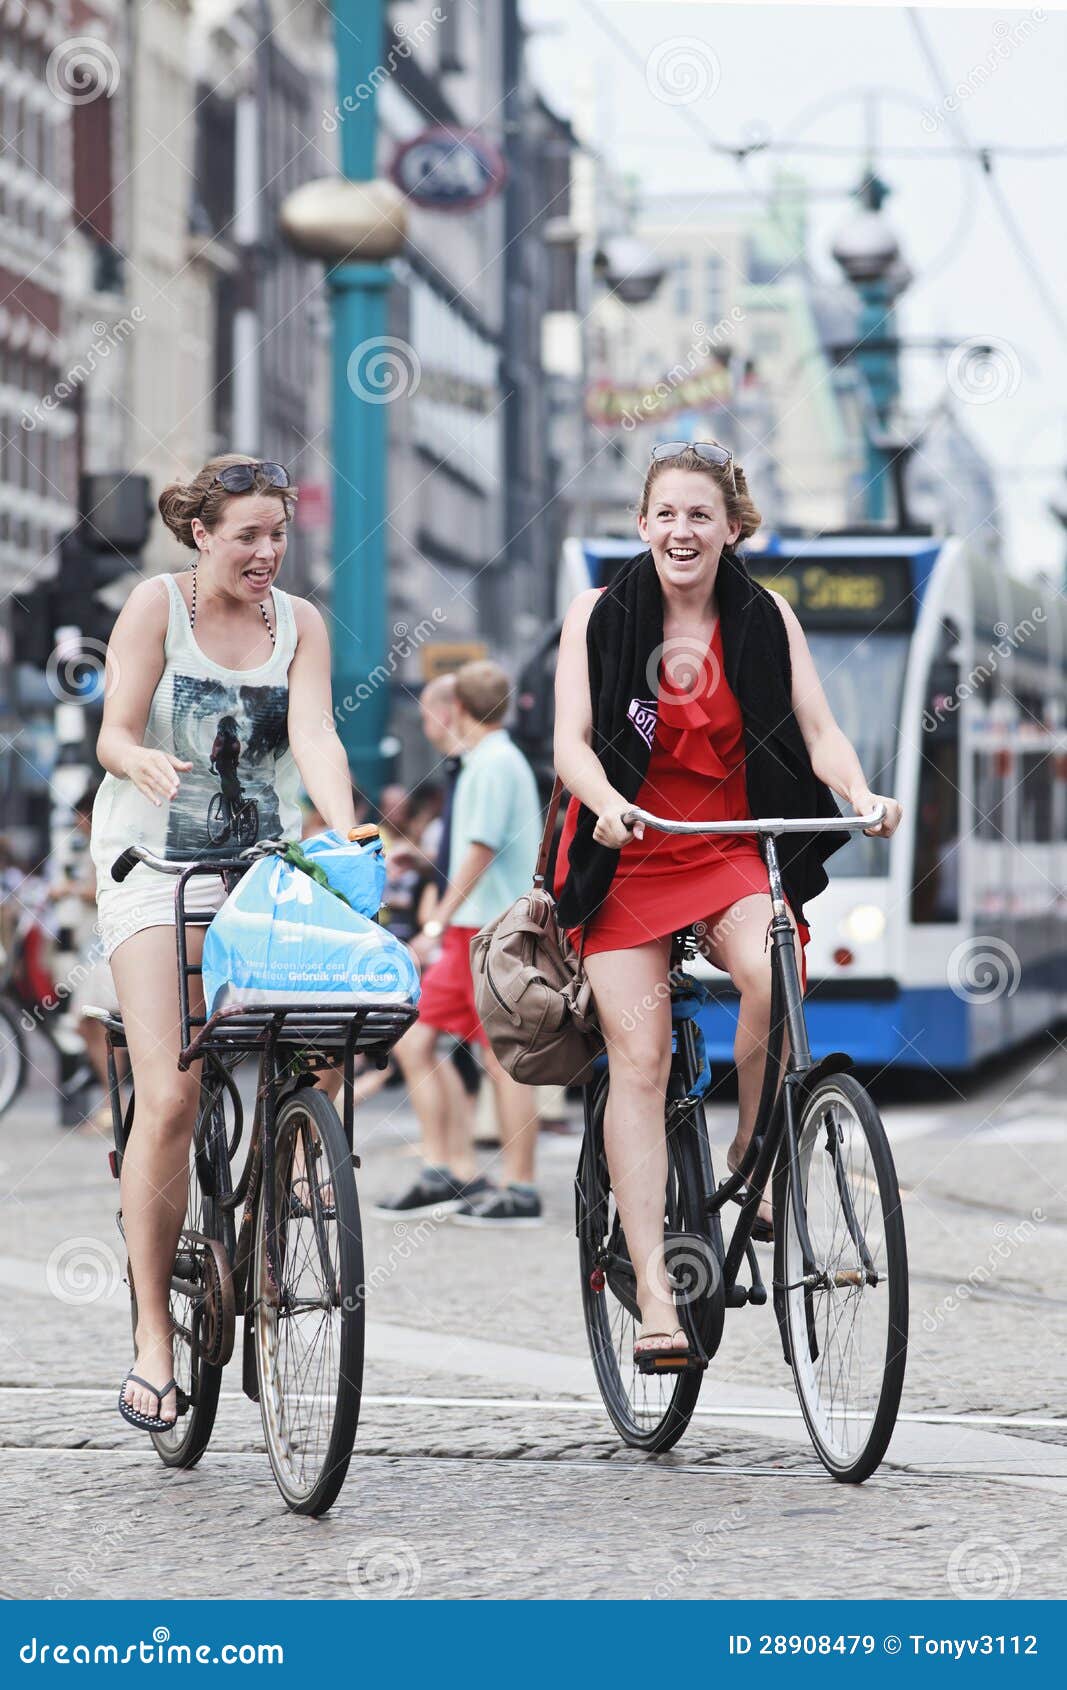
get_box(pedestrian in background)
[377,659,545,1226]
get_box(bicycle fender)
[793,1051,854,1103]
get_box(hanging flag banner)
[585,360,733,429]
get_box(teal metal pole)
[328,0,390,800]
[856,275,898,524]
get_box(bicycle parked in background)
[576,805,909,1483]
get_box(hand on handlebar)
[121,747,192,807]
[593,801,644,849]
[853,791,901,839]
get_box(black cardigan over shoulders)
[554,546,850,930]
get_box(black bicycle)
[87,835,415,1515]
[576,806,909,1483]
[206,787,259,848]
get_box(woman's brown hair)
[157,454,299,550]
[638,444,762,543]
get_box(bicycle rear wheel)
[136,1068,238,1468]
[577,1074,709,1452]
[253,1086,363,1516]
[777,1072,908,1482]
[0,996,27,1119]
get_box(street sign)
[420,640,488,681]
[390,126,506,213]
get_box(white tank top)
[91,574,303,884]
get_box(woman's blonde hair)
[637,444,761,543]
[157,454,298,549]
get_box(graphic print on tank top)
[165,673,290,857]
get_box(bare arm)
[553,588,645,846]
[287,599,358,835]
[770,592,902,839]
[433,841,495,927]
[96,578,193,805]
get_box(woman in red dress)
[553,443,901,1369]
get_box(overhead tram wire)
[906,6,1067,351]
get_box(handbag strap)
[533,775,565,888]
[534,775,589,965]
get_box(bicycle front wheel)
[577,1075,707,1453]
[253,1086,363,1516]
[777,1073,908,1483]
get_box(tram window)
[911,619,961,923]
[1020,751,1053,844]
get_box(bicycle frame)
[623,803,887,1305]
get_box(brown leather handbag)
[469,778,601,1086]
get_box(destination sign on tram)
[749,556,915,629]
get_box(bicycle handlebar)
[621,803,887,837]
[109,840,286,882]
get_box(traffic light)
[14,474,153,680]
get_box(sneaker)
[451,1183,543,1228]
[369,1166,493,1220]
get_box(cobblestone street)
[2,1032,1064,1601]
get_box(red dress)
[554,619,810,968]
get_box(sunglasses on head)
[650,440,737,494]
[207,461,292,501]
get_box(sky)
[520,0,1067,580]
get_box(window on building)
[704,254,723,325]
[672,256,691,316]
[439,7,463,73]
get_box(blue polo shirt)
[448,729,541,928]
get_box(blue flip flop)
[118,1371,177,1433]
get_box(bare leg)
[392,1020,476,1180]
[110,925,206,1426]
[702,895,803,1227]
[584,936,680,1355]
[479,1041,541,1186]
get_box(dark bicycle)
[86,835,416,1516]
[576,805,909,1483]
[206,787,259,849]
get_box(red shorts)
[416,925,487,1046]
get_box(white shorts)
[94,861,228,962]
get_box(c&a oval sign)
[390,126,507,213]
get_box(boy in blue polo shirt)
[375,660,545,1226]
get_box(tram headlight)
[842,903,886,944]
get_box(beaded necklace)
[189,559,275,646]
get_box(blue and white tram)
[557,533,1067,1072]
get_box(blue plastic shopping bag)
[201,851,420,1016]
[298,829,386,918]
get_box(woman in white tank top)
[92,455,361,1433]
